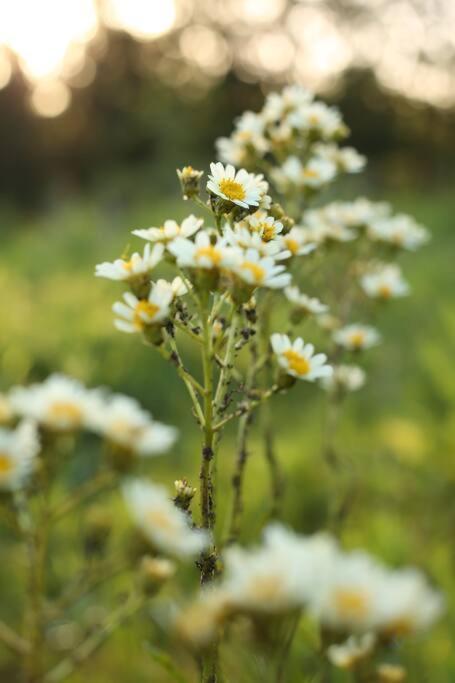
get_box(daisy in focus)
[271,334,332,381]
[0,421,40,490]
[132,215,203,245]
[112,280,174,333]
[10,374,92,432]
[95,243,164,282]
[123,479,209,559]
[207,162,264,209]
[333,324,380,351]
[360,264,410,300]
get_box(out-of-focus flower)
[262,85,313,123]
[376,663,407,682]
[327,633,376,670]
[0,421,40,490]
[89,393,177,457]
[132,215,203,244]
[123,479,209,559]
[333,324,380,351]
[368,215,430,251]
[10,375,91,432]
[280,226,316,256]
[271,155,337,192]
[285,286,328,315]
[287,101,346,140]
[0,394,13,424]
[112,281,174,333]
[95,244,164,282]
[315,144,366,174]
[360,264,410,300]
[207,162,264,209]
[271,334,332,382]
[321,364,366,393]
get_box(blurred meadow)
[1,1,455,681]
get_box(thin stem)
[156,340,205,427]
[213,306,238,414]
[199,296,215,536]
[44,591,144,682]
[275,612,301,683]
[262,399,284,521]
[0,620,30,655]
[213,385,278,432]
[226,409,252,544]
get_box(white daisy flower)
[327,633,376,670]
[314,144,366,174]
[215,136,249,167]
[113,280,174,334]
[361,264,410,300]
[154,276,189,299]
[223,225,289,260]
[123,479,209,559]
[207,162,263,209]
[333,324,381,351]
[319,198,391,229]
[0,421,40,491]
[232,249,291,290]
[368,214,430,251]
[272,156,337,192]
[262,85,313,123]
[321,365,366,393]
[285,286,328,315]
[9,374,91,432]
[375,567,445,638]
[132,215,203,244]
[95,243,164,282]
[239,209,283,242]
[168,230,237,270]
[280,226,316,256]
[288,101,345,140]
[271,334,332,381]
[89,393,177,456]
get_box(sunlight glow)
[105,0,176,41]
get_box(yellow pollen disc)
[48,401,83,426]
[249,575,283,602]
[303,168,319,179]
[219,178,246,202]
[349,331,366,348]
[378,284,392,299]
[241,261,266,283]
[195,245,222,267]
[122,259,133,272]
[147,509,177,533]
[261,225,275,242]
[109,419,142,440]
[283,349,311,376]
[334,589,369,620]
[134,300,160,329]
[285,238,299,254]
[0,453,13,476]
[309,114,320,125]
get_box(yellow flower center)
[134,300,160,329]
[0,453,13,477]
[261,224,276,242]
[334,588,370,620]
[303,168,319,179]
[349,331,366,348]
[195,245,222,267]
[47,401,83,427]
[283,349,311,376]
[248,575,284,602]
[122,259,133,272]
[285,238,299,254]
[378,284,392,299]
[109,419,143,441]
[147,508,178,534]
[219,178,246,202]
[240,261,266,283]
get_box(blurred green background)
[1,1,455,681]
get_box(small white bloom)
[95,243,164,282]
[154,276,189,300]
[262,85,313,122]
[280,226,316,256]
[9,374,91,431]
[361,264,410,300]
[314,144,366,174]
[89,394,177,456]
[368,214,429,251]
[271,334,332,381]
[113,281,174,334]
[207,162,264,209]
[285,286,328,315]
[168,230,237,270]
[132,215,203,244]
[288,101,344,139]
[272,156,337,192]
[333,324,380,351]
[321,365,366,393]
[327,633,376,669]
[239,209,284,242]
[123,479,209,559]
[232,249,291,290]
[0,421,40,490]
[223,225,289,259]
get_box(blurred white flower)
[280,226,316,256]
[0,394,13,424]
[207,162,264,209]
[132,215,203,244]
[10,374,91,432]
[271,333,332,381]
[361,264,410,300]
[327,633,376,669]
[288,101,344,140]
[113,281,173,333]
[321,364,366,393]
[368,214,430,251]
[232,249,291,290]
[333,324,380,351]
[272,155,337,192]
[123,479,209,559]
[0,421,40,490]
[285,286,328,315]
[95,243,164,281]
[315,144,366,174]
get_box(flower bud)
[173,478,196,512]
[177,166,203,199]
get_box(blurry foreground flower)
[333,324,380,351]
[123,479,209,559]
[327,633,376,670]
[368,214,429,251]
[0,421,40,490]
[321,364,366,393]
